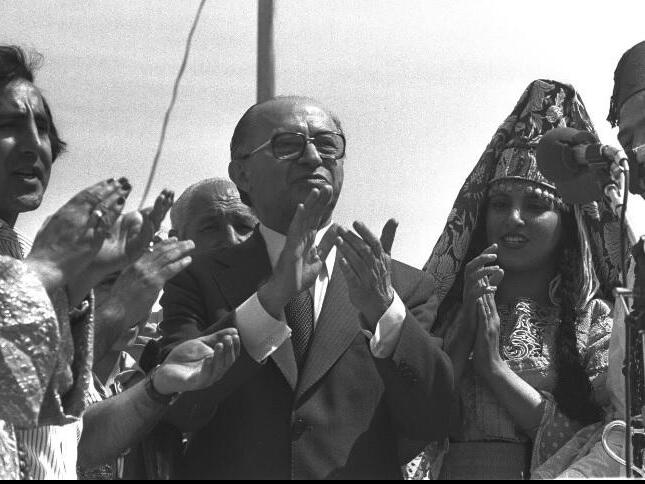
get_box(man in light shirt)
[158,95,454,480]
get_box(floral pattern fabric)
[405,298,612,479]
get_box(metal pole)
[257,0,275,103]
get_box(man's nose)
[225,224,249,246]
[297,141,323,167]
[18,118,42,160]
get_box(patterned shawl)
[423,79,626,328]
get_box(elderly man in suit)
[158,95,453,480]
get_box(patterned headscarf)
[424,79,626,325]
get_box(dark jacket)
[158,229,453,480]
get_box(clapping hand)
[152,328,240,395]
[258,186,337,317]
[93,189,174,272]
[105,237,195,329]
[68,189,175,304]
[26,178,132,294]
[336,220,395,328]
[462,244,504,328]
[473,292,503,374]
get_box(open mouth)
[295,174,330,185]
[13,167,42,182]
[500,233,529,247]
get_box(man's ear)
[228,160,250,193]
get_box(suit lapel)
[213,228,298,391]
[296,256,360,401]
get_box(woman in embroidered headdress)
[408,79,625,479]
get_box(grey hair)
[170,177,240,236]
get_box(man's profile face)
[183,189,258,253]
[0,79,53,222]
[236,99,344,233]
[618,90,645,157]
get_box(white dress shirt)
[234,223,407,362]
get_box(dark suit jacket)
[158,229,453,480]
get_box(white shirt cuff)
[369,291,406,358]
[234,293,291,362]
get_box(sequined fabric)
[0,256,60,428]
[0,255,94,479]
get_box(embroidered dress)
[459,298,609,463]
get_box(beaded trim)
[487,178,568,211]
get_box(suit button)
[292,417,307,440]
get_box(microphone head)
[536,127,597,182]
[536,127,606,204]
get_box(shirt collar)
[259,222,336,277]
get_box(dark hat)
[608,40,645,127]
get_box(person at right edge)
[533,40,645,479]
[157,95,454,480]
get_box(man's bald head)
[170,177,258,253]
[229,96,344,208]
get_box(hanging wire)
[138,0,207,209]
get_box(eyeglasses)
[631,144,645,165]
[238,131,346,161]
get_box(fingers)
[471,266,504,284]
[379,218,398,256]
[339,256,361,287]
[465,250,498,275]
[198,327,239,347]
[74,178,128,210]
[488,268,505,287]
[157,255,193,280]
[288,186,333,238]
[476,297,488,323]
[353,221,384,257]
[336,228,371,281]
[316,223,338,262]
[94,184,131,230]
[149,238,195,262]
[149,189,174,229]
[482,292,498,318]
[198,328,240,372]
[85,179,132,238]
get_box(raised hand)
[258,186,336,317]
[26,178,132,293]
[93,189,174,273]
[463,244,504,319]
[473,292,503,375]
[104,237,195,329]
[336,221,394,328]
[152,328,240,395]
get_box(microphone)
[536,127,625,204]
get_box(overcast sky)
[5,0,645,268]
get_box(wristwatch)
[145,365,180,405]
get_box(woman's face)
[486,183,562,273]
